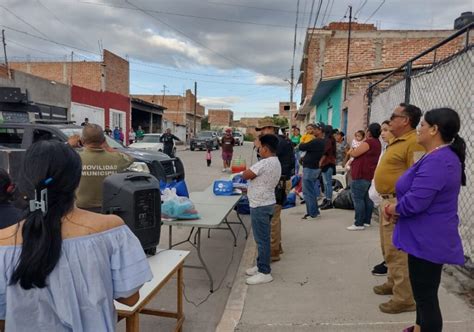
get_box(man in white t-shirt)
[240,134,281,285]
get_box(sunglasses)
[390,113,408,121]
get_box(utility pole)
[161,84,168,105]
[2,30,11,79]
[289,0,300,130]
[344,5,353,100]
[193,81,197,135]
[70,51,74,85]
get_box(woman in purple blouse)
[384,108,466,332]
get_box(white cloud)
[199,96,242,109]
[255,74,287,86]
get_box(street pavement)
[117,142,256,332]
[231,202,474,331]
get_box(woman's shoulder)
[61,209,125,240]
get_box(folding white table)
[116,249,189,332]
[162,189,246,292]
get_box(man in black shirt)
[160,128,181,157]
[255,119,295,262]
[298,123,325,219]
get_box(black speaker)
[102,172,161,253]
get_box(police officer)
[75,124,133,212]
[160,128,181,157]
[255,119,295,261]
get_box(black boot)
[319,198,328,208]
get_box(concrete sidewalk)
[226,203,473,331]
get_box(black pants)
[408,254,443,332]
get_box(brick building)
[297,22,466,137]
[10,50,129,96]
[278,102,297,122]
[9,50,132,141]
[133,89,204,134]
[208,109,233,129]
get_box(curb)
[216,227,256,332]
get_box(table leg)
[177,265,184,332]
[236,212,248,239]
[224,218,237,247]
[168,225,172,249]
[126,313,139,332]
[196,228,214,292]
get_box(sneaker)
[246,266,258,276]
[346,224,365,231]
[372,261,388,276]
[222,168,227,172]
[302,214,320,220]
[246,272,273,285]
[379,300,416,314]
[364,223,371,227]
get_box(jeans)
[321,167,334,201]
[302,168,321,217]
[408,254,443,332]
[294,150,300,175]
[250,205,274,274]
[351,179,374,226]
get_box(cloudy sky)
[1,0,471,118]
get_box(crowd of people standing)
[0,102,467,331]
[244,103,466,332]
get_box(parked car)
[233,132,244,146]
[129,133,177,157]
[190,131,219,151]
[0,121,185,185]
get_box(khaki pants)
[380,198,415,305]
[271,181,291,260]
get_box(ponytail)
[9,141,81,289]
[10,194,64,289]
[450,134,466,186]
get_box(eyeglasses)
[390,113,408,121]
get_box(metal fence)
[367,23,474,266]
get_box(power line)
[77,0,307,30]
[36,0,92,49]
[0,5,49,40]
[307,0,317,28]
[320,0,331,28]
[354,0,368,18]
[7,39,62,57]
[322,0,335,27]
[207,1,314,15]
[364,0,386,23]
[312,0,324,30]
[0,25,100,56]
[123,0,255,73]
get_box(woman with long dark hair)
[346,123,382,231]
[319,125,337,209]
[384,108,466,332]
[0,141,152,331]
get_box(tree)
[272,116,289,127]
[201,116,210,130]
[262,116,289,127]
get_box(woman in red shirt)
[347,123,382,230]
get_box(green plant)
[244,133,254,141]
